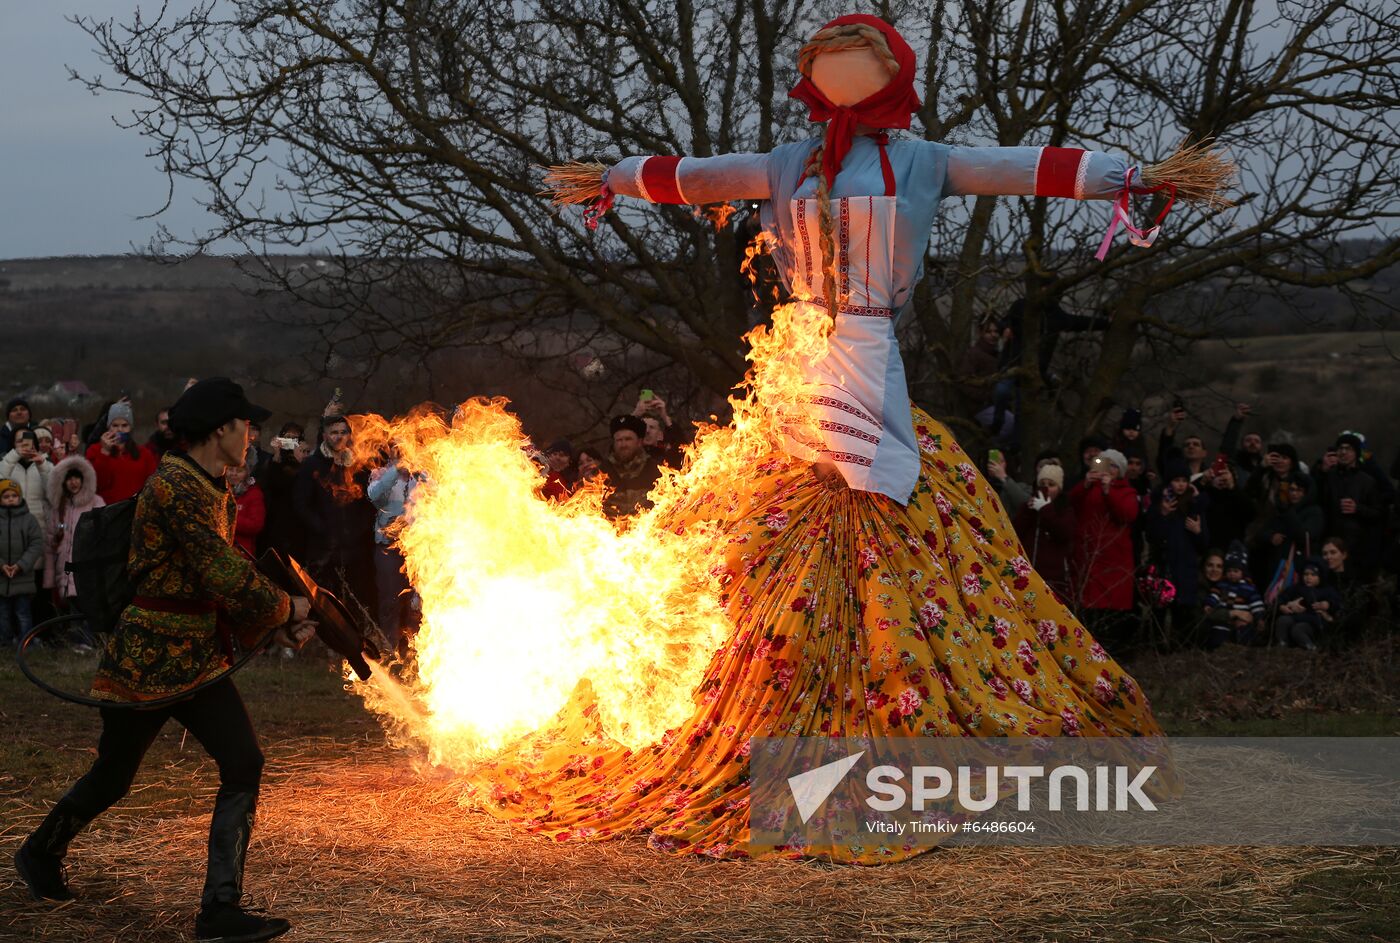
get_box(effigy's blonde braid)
[796,23,900,79]
[801,145,841,326]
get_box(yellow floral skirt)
[468,411,1165,862]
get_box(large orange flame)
[351,298,830,769]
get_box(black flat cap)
[170,377,272,430]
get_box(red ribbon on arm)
[1136,180,1177,227]
[788,14,922,189]
[583,183,614,232]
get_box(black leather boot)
[14,797,91,900]
[193,788,289,943]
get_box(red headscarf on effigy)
[788,14,922,189]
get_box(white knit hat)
[1098,449,1128,475]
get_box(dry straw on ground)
[3,738,1394,943]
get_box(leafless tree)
[75,0,1398,453]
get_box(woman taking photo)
[85,401,158,504]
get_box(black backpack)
[66,498,141,635]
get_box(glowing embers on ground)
[351,300,832,770]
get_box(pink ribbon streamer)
[1094,166,1176,261]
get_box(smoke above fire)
[348,297,830,770]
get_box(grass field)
[1,645,1397,943]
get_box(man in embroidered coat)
[16,378,315,943]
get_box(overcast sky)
[3,4,1385,262]
[0,3,227,259]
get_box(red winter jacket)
[233,483,266,558]
[86,443,159,504]
[1068,477,1140,611]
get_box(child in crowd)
[1210,542,1266,646]
[0,479,44,647]
[1112,407,1149,467]
[1273,558,1342,651]
[539,439,576,500]
[45,456,105,605]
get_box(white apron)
[785,181,921,503]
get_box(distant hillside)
[0,256,324,432]
[0,255,684,446]
[1113,331,1400,467]
[1,254,1394,458]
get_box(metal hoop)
[16,614,277,711]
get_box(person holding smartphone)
[1146,460,1211,647]
[0,429,55,555]
[1158,400,1210,479]
[84,401,158,503]
[1067,449,1140,655]
[1199,455,1257,551]
[632,389,683,467]
[258,422,308,560]
[294,413,377,610]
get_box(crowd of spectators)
[0,387,689,655]
[1,373,1392,662]
[988,400,1398,656]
